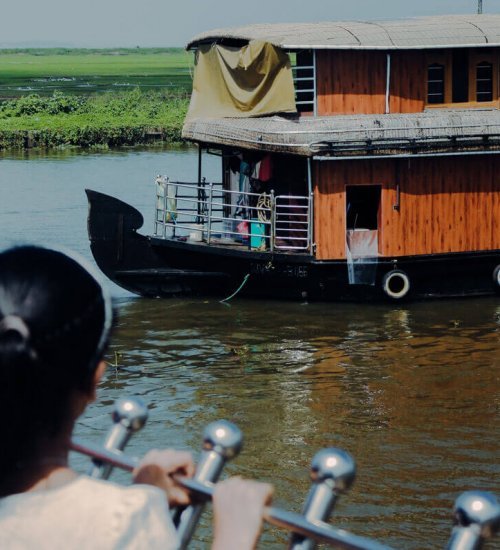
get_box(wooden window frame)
[426,49,499,109]
[427,62,446,104]
[426,52,452,105]
[469,51,498,105]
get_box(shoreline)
[0,90,189,150]
[0,125,185,149]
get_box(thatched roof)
[187,14,500,51]
[182,109,500,157]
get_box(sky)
[1,0,499,48]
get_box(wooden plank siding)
[316,51,386,115]
[316,50,426,115]
[389,51,426,113]
[313,155,500,260]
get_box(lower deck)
[154,148,500,266]
[86,188,500,301]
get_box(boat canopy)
[187,14,500,51]
[185,40,296,120]
[182,109,500,157]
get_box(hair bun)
[0,315,37,361]
[0,315,31,340]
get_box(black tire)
[382,269,411,300]
[493,264,500,291]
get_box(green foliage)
[0,89,190,149]
[0,49,192,148]
[0,92,86,117]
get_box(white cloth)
[0,476,179,550]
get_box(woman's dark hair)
[0,245,112,475]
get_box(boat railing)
[154,176,313,254]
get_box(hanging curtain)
[186,40,297,120]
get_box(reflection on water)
[76,297,499,549]
[1,149,499,548]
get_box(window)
[426,52,451,105]
[427,63,445,104]
[426,49,498,106]
[476,61,494,102]
[290,50,316,115]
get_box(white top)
[0,476,180,550]
[187,14,500,51]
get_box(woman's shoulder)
[0,476,179,549]
[0,475,166,519]
[74,475,165,503]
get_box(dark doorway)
[346,185,381,230]
[452,49,469,103]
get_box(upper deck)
[183,15,500,130]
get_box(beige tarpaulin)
[186,41,297,120]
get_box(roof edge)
[186,14,500,51]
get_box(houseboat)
[87,14,500,301]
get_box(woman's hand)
[212,477,273,550]
[132,449,194,507]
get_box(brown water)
[1,148,499,548]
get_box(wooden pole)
[478,0,483,14]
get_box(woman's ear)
[89,360,107,401]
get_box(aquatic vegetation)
[0,48,192,148]
[0,89,189,149]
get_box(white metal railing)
[291,50,317,116]
[154,176,313,253]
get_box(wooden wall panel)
[314,156,500,260]
[316,51,386,115]
[316,50,426,115]
[389,51,426,113]
[313,160,396,259]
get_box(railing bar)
[156,180,312,252]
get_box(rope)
[220,274,251,303]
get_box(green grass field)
[0,48,193,98]
[0,49,194,148]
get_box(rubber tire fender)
[493,264,500,291]
[382,269,411,300]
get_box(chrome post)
[446,491,500,550]
[174,420,243,549]
[69,440,392,549]
[207,182,213,244]
[87,397,148,479]
[289,448,356,550]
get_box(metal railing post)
[163,183,167,239]
[270,189,275,252]
[154,176,161,236]
[207,182,213,244]
[309,192,314,254]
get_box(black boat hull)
[86,189,500,301]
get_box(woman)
[0,245,272,549]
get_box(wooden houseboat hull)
[86,190,500,301]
